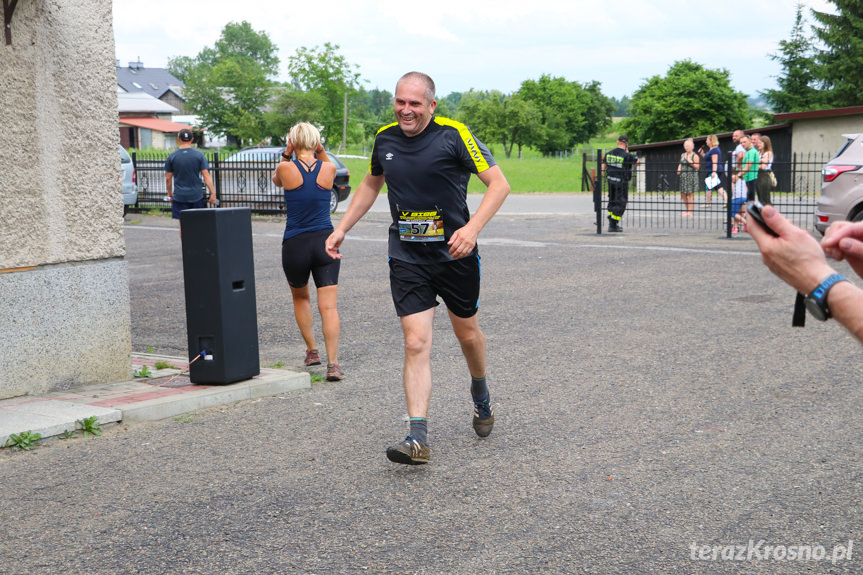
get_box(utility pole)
[341,91,347,154]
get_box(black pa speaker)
[180,207,260,384]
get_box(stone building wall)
[0,0,132,398]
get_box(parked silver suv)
[814,133,863,234]
[120,145,138,214]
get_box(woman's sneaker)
[326,363,344,381]
[304,349,321,366]
[386,435,430,465]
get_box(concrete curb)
[0,354,310,447]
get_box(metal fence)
[131,150,286,215]
[585,151,829,236]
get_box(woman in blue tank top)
[272,122,344,381]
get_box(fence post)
[213,151,221,204]
[131,151,139,210]
[725,151,734,238]
[594,149,603,234]
[791,152,797,197]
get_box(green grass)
[338,124,622,195]
[341,153,599,195]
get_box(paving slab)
[0,354,310,446]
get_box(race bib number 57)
[398,210,445,242]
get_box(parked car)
[219,146,351,213]
[120,145,138,214]
[814,133,863,234]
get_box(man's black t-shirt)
[370,116,497,264]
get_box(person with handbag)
[677,138,699,216]
[756,134,775,205]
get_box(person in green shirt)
[738,134,760,202]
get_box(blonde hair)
[288,122,321,152]
[706,135,719,147]
[683,137,694,151]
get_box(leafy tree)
[762,3,825,113]
[351,87,394,142]
[499,94,543,158]
[457,90,505,148]
[439,92,464,116]
[518,75,613,154]
[263,87,326,144]
[285,43,361,149]
[457,90,542,158]
[215,21,279,76]
[166,55,196,83]
[618,60,749,143]
[181,21,279,145]
[610,95,632,117]
[811,0,863,107]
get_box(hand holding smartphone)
[745,200,778,237]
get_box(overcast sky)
[113,0,833,100]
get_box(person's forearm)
[824,281,863,343]
[468,181,510,234]
[203,173,215,196]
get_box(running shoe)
[386,435,430,465]
[326,363,344,381]
[472,403,495,438]
[304,349,321,366]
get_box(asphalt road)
[1,199,861,574]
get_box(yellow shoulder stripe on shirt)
[434,117,491,173]
[369,122,400,174]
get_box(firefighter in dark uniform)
[602,135,638,232]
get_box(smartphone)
[745,200,778,237]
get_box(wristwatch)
[804,274,848,321]
[281,153,292,161]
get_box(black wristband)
[282,153,291,160]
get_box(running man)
[325,71,510,465]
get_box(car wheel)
[123,204,128,216]
[330,189,338,213]
[853,210,863,222]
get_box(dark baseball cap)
[618,135,629,143]
[178,129,194,142]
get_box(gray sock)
[409,417,428,445]
[471,375,489,404]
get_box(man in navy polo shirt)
[165,128,215,235]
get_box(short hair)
[288,122,321,152]
[683,137,694,149]
[396,71,436,104]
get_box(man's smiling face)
[394,78,436,138]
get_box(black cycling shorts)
[281,228,340,288]
[389,254,481,318]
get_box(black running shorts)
[281,228,340,288]
[389,254,481,318]
[172,198,206,219]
